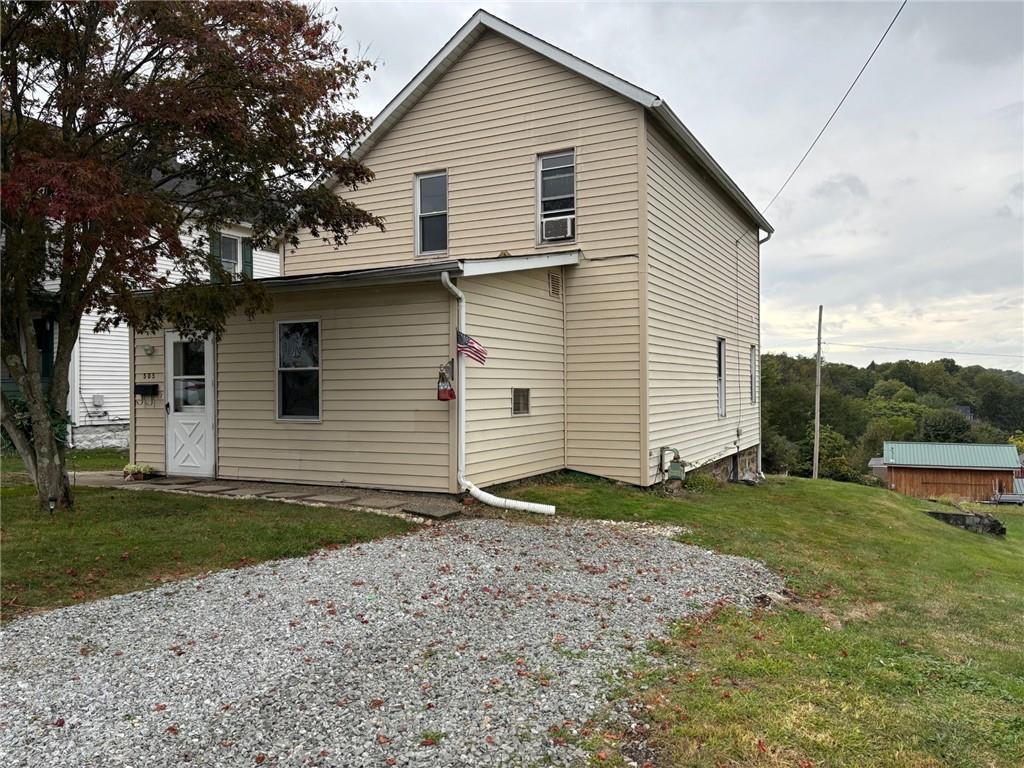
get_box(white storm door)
[165,332,215,477]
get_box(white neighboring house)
[2,224,279,449]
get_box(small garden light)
[48,496,56,514]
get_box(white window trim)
[750,345,758,404]
[536,148,577,245]
[511,387,531,416]
[415,170,448,257]
[275,318,322,423]
[717,337,727,418]
[219,233,242,274]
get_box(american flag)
[457,330,488,365]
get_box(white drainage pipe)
[441,270,556,516]
[461,474,555,516]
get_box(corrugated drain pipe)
[441,271,555,515]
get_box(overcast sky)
[325,1,1024,372]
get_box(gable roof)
[348,9,773,234]
[882,441,1020,470]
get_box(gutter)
[440,271,555,515]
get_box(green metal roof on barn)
[882,442,1021,470]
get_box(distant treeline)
[761,353,1024,481]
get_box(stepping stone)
[188,484,238,494]
[305,494,361,505]
[152,478,200,486]
[218,488,261,497]
[259,490,317,500]
[402,504,460,521]
[149,484,199,492]
[350,494,406,510]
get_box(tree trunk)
[26,397,73,512]
[32,427,73,512]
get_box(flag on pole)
[457,330,488,365]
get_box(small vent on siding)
[547,271,562,298]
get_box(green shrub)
[683,473,719,493]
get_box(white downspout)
[441,271,555,515]
[756,229,771,478]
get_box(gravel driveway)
[1,517,781,767]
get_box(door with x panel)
[164,332,215,477]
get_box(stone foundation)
[70,423,129,450]
[926,509,1006,537]
[690,445,760,483]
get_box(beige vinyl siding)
[130,330,165,471]
[287,31,642,274]
[130,283,453,491]
[644,118,761,483]
[565,255,643,483]
[216,284,453,491]
[463,269,565,486]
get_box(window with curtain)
[277,321,320,420]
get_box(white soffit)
[459,251,581,277]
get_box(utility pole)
[812,304,823,480]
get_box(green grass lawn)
[0,484,413,621]
[507,475,1024,768]
[1,447,128,485]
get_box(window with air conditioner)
[537,150,575,242]
[416,171,447,255]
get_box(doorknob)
[165,402,170,414]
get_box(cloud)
[812,174,870,200]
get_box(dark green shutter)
[33,318,54,384]
[209,230,222,284]
[241,237,253,278]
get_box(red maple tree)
[1,2,383,510]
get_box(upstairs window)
[538,150,575,241]
[716,338,727,417]
[416,172,447,255]
[209,232,253,279]
[219,234,240,273]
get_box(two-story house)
[129,10,772,496]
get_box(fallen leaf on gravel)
[165,724,179,735]
[369,698,384,709]
[254,755,266,765]
[52,718,65,727]
[154,703,166,712]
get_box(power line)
[763,0,909,212]
[822,340,1024,360]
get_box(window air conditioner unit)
[541,215,574,241]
